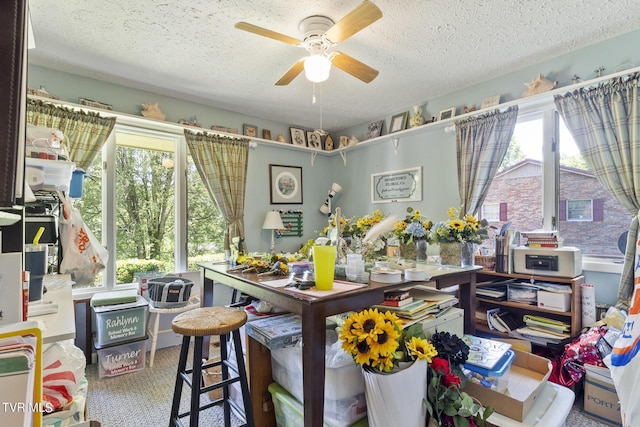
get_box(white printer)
[513,246,582,278]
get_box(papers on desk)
[286,280,367,297]
[260,278,367,296]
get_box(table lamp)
[262,211,284,255]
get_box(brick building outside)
[482,159,631,258]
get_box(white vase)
[362,359,428,427]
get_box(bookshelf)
[475,271,584,344]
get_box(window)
[566,199,593,221]
[73,121,226,293]
[482,203,500,222]
[482,108,628,259]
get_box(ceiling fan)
[235,1,382,85]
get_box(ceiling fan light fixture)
[304,54,331,83]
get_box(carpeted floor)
[86,343,244,427]
[85,344,609,427]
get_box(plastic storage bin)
[270,341,367,426]
[268,382,368,427]
[25,158,75,192]
[96,336,147,378]
[92,295,148,347]
[463,349,515,393]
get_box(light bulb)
[304,54,331,83]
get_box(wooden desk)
[199,262,479,427]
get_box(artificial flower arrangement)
[393,207,433,244]
[426,332,494,427]
[339,308,436,372]
[235,253,299,275]
[432,207,490,244]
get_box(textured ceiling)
[27,1,640,132]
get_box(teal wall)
[28,29,640,304]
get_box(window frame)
[72,120,189,297]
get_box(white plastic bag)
[59,194,108,285]
[604,237,640,427]
[42,341,86,412]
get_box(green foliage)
[499,136,526,171]
[186,253,226,272]
[115,258,167,284]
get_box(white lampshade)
[262,211,284,230]
[304,54,331,83]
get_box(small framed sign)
[371,167,422,203]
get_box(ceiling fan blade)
[324,1,383,44]
[235,22,301,46]
[330,51,379,83]
[275,59,305,86]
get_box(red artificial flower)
[431,357,451,374]
[443,372,462,387]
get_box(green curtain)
[455,106,518,216]
[184,130,249,252]
[554,72,640,309]
[26,99,116,171]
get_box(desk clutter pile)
[229,293,576,427]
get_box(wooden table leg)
[302,308,327,427]
[246,335,275,427]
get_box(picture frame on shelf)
[290,127,306,147]
[366,120,384,139]
[262,129,272,140]
[243,124,258,137]
[438,107,456,121]
[389,112,409,133]
[211,125,238,134]
[338,136,349,149]
[306,131,322,150]
[481,95,501,109]
[269,164,303,204]
[322,134,334,151]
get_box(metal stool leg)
[170,335,190,426]
[233,329,255,427]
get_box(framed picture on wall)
[269,164,303,204]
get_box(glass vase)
[416,239,428,263]
[439,242,475,267]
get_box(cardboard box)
[462,348,552,421]
[583,364,622,427]
[537,290,571,312]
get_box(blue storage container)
[463,349,515,392]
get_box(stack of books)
[371,286,458,325]
[522,230,563,248]
[511,314,571,344]
[379,290,414,307]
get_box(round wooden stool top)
[172,306,247,337]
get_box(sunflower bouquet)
[339,308,436,373]
[432,207,490,244]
